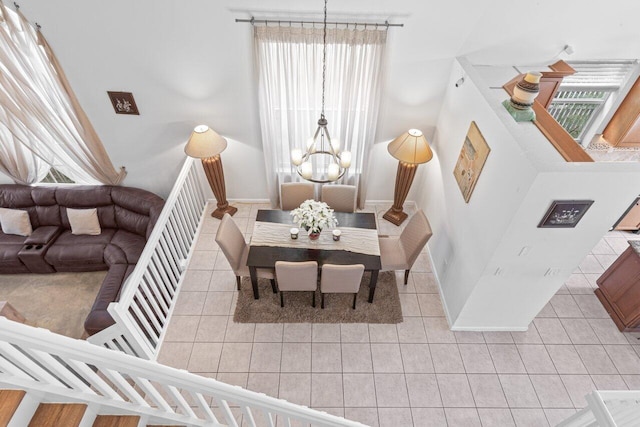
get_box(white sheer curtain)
[254,25,386,207]
[0,3,126,185]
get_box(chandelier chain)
[321,0,327,120]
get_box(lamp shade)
[184,125,227,159]
[387,129,433,164]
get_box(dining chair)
[320,264,365,309]
[379,209,432,285]
[275,260,318,307]
[280,182,314,210]
[321,184,357,213]
[215,213,276,292]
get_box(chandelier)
[290,0,351,183]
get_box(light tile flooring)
[158,203,640,427]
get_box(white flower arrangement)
[290,199,338,235]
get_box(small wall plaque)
[107,91,139,115]
[538,200,594,228]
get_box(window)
[40,168,74,184]
[548,61,637,143]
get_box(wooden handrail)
[503,73,594,163]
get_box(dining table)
[246,209,382,302]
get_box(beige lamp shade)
[184,125,228,158]
[387,129,433,164]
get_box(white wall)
[417,58,640,330]
[416,58,538,326]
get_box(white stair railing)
[0,318,366,427]
[556,390,640,427]
[89,156,208,359]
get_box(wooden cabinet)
[603,77,640,148]
[595,244,640,331]
[615,197,640,231]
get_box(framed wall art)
[453,121,491,203]
[538,200,594,228]
[107,91,139,115]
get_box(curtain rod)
[235,17,403,28]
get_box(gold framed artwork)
[453,121,491,203]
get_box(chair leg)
[236,276,241,291]
[404,269,410,285]
[321,293,325,309]
[353,293,357,309]
[270,279,277,293]
[312,292,316,308]
[280,292,284,308]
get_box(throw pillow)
[0,208,33,236]
[67,208,101,235]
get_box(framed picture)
[107,91,139,115]
[538,200,594,228]
[453,121,491,203]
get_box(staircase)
[0,318,366,427]
[1,391,179,426]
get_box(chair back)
[320,264,365,293]
[215,214,247,273]
[321,184,357,213]
[399,210,432,267]
[275,260,318,291]
[280,182,315,210]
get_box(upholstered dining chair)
[215,214,276,293]
[280,182,314,210]
[320,264,365,309]
[275,261,318,307]
[379,210,432,285]
[321,184,357,213]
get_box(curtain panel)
[254,25,386,208]
[0,3,126,185]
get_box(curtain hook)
[13,2,19,9]
[36,23,41,31]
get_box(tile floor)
[158,202,640,427]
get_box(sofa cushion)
[67,208,101,235]
[0,232,29,273]
[84,263,135,336]
[36,205,61,226]
[104,243,128,266]
[44,229,116,269]
[115,206,149,238]
[111,230,146,264]
[55,185,113,208]
[0,208,32,236]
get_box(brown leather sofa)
[0,185,164,335]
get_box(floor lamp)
[383,129,433,226]
[184,125,237,219]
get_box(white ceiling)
[17,0,640,196]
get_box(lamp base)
[211,204,238,220]
[201,156,236,220]
[382,208,408,226]
[502,99,536,122]
[383,161,418,226]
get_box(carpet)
[0,271,106,339]
[234,271,403,324]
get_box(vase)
[309,231,320,240]
[503,71,542,122]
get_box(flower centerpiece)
[290,199,338,240]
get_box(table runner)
[250,221,380,256]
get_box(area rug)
[234,271,403,323]
[0,271,106,339]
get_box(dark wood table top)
[248,210,381,270]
